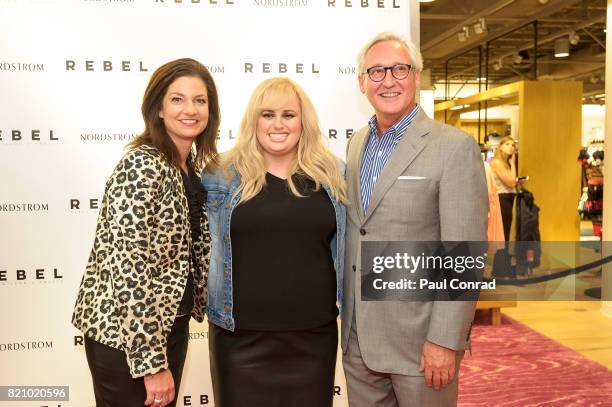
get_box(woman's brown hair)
[128,58,220,168]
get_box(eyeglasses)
[364,64,413,82]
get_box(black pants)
[498,193,516,241]
[209,320,338,407]
[84,315,190,407]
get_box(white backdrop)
[0,1,414,406]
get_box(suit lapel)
[348,126,369,224]
[363,109,432,224]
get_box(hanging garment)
[484,162,505,245]
[586,180,604,215]
[515,189,542,275]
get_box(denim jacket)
[202,166,346,331]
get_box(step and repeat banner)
[0,1,413,406]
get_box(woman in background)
[490,136,518,241]
[72,58,219,407]
[203,77,347,407]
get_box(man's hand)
[144,369,175,407]
[419,340,457,390]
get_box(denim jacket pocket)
[206,190,229,236]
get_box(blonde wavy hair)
[220,77,348,205]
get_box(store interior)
[419,0,612,402]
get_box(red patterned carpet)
[458,314,612,406]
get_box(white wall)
[582,104,606,145]
[0,1,415,406]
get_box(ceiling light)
[419,0,436,2]
[478,77,487,81]
[473,18,487,35]
[537,0,550,4]
[554,37,570,57]
[513,52,523,64]
[590,74,600,84]
[569,31,580,45]
[458,26,470,42]
[492,59,502,71]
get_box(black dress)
[209,172,338,407]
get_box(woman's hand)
[144,369,175,407]
[490,158,517,188]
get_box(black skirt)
[209,320,338,407]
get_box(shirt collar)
[368,104,420,141]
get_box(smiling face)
[359,40,420,131]
[158,75,209,146]
[255,94,302,163]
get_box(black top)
[231,172,338,330]
[176,163,205,317]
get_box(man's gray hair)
[357,32,423,75]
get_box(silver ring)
[154,398,163,403]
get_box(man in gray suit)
[342,33,488,406]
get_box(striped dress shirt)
[359,105,420,213]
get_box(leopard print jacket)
[72,144,210,378]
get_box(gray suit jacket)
[341,109,488,375]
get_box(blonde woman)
[490,136,519,240]
[202,77,347,407]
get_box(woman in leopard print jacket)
[72,58,219,407]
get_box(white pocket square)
[397,176,427,180]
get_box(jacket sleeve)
[427,131,488,350]
[106,151,169,377]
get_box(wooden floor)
[503,301,612,369]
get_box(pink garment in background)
[484,162,505,243]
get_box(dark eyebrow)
[169,92,206,98]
